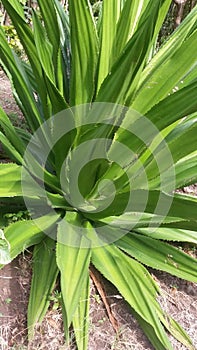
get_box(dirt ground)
[0,70,197,350]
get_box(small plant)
[5,297,12,304]
[92,294,101,304]
[49,290,62,310]
[0,1,197,350]
[2,25,24,56]
[98,317,106,324]
[3,210,30,224]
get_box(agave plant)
[0,0,197,349]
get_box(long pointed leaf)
[136,226,197,244]
[111,0,147,62]
[28,237,59,339]
[32,12,68,113]
[132,6,197,113]
[37,0,60,64]
[116,232,197,282]
[72,273,90,350]
[96,1,161,104]
[0,106,25,156]
[0,30,42,130]
[96,0,122,91]
[92,240,173,349]
[0,131,23,164]
[1,0,50,119]
[69,0,99,105]
[85,189,197,221]
[56,212,91,339]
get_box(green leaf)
[116,232,197,282]
[44,75,69,114]
[32,12,68,113]
[174,152,197,188]
[132,116,197,191]
[2,212,60,264]
[1,0,50,119]
[0,163,22,197]
[111,0,147,63]
[72,272,90,350]
[132,309,169,350]
[146,80,197,131]
[136,226,197,244]
[109,81,197,188]
[36,0,64,99]
[22,146,61,195]
[99,212,183,229]
[54,0,71,101]
[28,237,59,339]
[96,0,122,91]
[0,106,25,156]
[85,189,197,221]
[96,1,161,104]
[166,116,197,163]
[64,133,112,209]
[92,240,173,349]
[140,116,197,188]
[0,163,60,202]
[153,0,172,42]
[0,0,40,76]
[177,61,197,88]
[0,131,23,164]
[1,0,25,18]
[147,191,197,222]
[1,1,197,349]
[56,212,91,338]
[69,0,99,105]
[161,316,194,350]
[37,0,60,63]
[132,8,197,113]
[133,308,194,350]
[0,228,11,264]
[32,12,55,83]
[0,28,44,130]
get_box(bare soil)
[0,70,197,350]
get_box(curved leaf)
[116,232,197,282]
[137,226,197,244]
[0,163,23,197]
[132,5,197,113]
[1,212,60,265]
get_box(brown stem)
[173,0,188,28]
[3,10,9,25]
[89,265,119,334]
